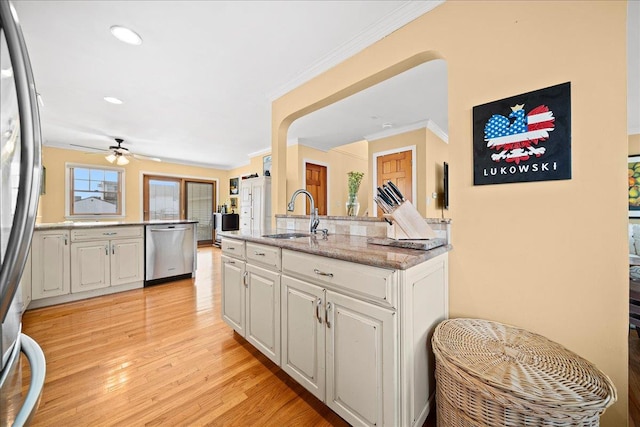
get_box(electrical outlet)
[432,192,438,199]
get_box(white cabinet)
[239,176,271,233]
[19,249,32,311]
[221,238,449,427]
[281,254,397,427]
[245,263,280,364]
[70,227,144,293]
[32,229,70,300]
[221,238,247,335]
[221,238,281,365]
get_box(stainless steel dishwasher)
[145,223,196,285]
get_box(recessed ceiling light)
[104,96,123,105]
[382,123,393,129]
[110,25,143,45]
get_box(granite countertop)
[35,219,198,230]
[219,229,451,270]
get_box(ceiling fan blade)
[70,143,109,152]
[132,153,162,162]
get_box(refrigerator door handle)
[0,0,43,322]
[13,334,46,426]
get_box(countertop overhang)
[35,219,198,230]
[219,229,451,270]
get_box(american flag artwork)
[484,104,555,164]
[472,82,571,186]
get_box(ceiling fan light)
[105,153,117,163]
[116,155,129,166]
[110,25,143,46]
[104,96,123,105]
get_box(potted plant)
[346,171,364,216]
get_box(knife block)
[383,200,437,240]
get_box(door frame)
[139,171,219,221]
[302,158,331,215]
[371,145,416,217]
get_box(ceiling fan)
[71,138,161,165]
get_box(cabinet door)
[32,230,71,299]
[221,255,246,336]
[246,264,280,365]
[281,275,325,401]
[110,238,144,286]
[240,181,252,205]
[71,240,110,292]
[325,290,397,427]
[19,249,32,311]
[250,182,263,232]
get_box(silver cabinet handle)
[64,236,68,245]
[112,244,115,255]
[102,232,117,236]
[228,246,235,250]
[315,298,322,324]
[225,260,235,264]
[326,302,332,328]
[254,251,266,256]
[105,245,108,255]
[314,268,333,278]
[243,271,249,287]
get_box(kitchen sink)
[262,232,310,239]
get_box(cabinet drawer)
[240,207,251,217]
[282,249,396,307]
[222,238,245,259]
[71,226,143,242]
[246,242,281,271]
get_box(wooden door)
[376,150,413,215]
[305,163,327,215]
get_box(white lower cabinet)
[221,238,448,427]
[221,254,246,335]
[325,289,396,427]
[221,239,282,365]
[246,264,280,364]
[281,275,396,427]
[31,226,144,307]
[32,229,71,299]
[71,237,144,292]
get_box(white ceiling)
[10,1,640,170]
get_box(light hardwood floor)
[20,246,436,426]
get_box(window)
[66,164,124,217]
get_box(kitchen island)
[218,229,450,427]
[25,220,197,309]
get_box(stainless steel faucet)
[287,189,321,234]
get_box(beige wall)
[39,146,228,223]
[630,134,640,156]
[271,2,628,425]
[425,128,449,218]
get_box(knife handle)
[386,180,405,202]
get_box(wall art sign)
[629,156,640,218]
[473,82,571,185]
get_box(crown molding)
[266,0,445,101]
[426,119,449,143]
[365,119,430,142]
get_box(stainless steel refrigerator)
[0,0,46,425]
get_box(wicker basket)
[431,319,617,427]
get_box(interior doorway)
[375,148,413,216]
[305,162,327,215]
